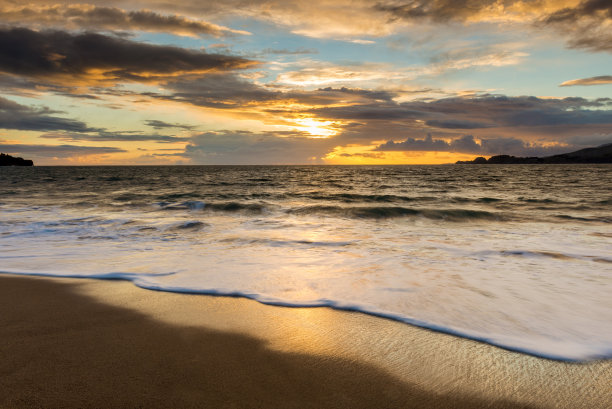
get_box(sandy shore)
[0,275,610,408]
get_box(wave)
[206,202,266,213]
[246,177,273,182]
[519,197,562,204]
[170,221,208,230]
[448,197,503,204]
[287,205,503,221]
[156,192,199,201]
[0,269,609,362]
[219,237,355,247]
[501,250,611,262]
[472,249,612,265]
[555,214,611,223]
[292,192,434,203]
[100,176,123,182]
[113,193,151,202]
[157,201,266,213]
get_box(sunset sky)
[1,0,611,165]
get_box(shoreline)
[1,270,607,363]
[1,274,610,408]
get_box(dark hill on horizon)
[0,153,34,166]
[457,143,612,164]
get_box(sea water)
[1,165,610,361]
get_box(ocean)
[1,165,610,361]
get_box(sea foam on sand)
[1,275,610,409]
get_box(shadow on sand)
[0,275,536,408]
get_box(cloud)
[565,133,612,146]
[182,130,336,164]
[311,95,612,128]
[349,39,376,44]
[0,96,97,132]
[426,47,529,72]
[0,4,250,38]
[38,131,189,143]
[274,49,526,90]
[118,0,574,41]
[375,0,612,53]
[374,0,499,23]
[275,62,413,86]
[8,1,597,54]
[160,73,279,109]
[540,0,612,53]
[375,134,575,157]
[0,27,258,86]
[75,73,399,117]
[0,97,190,142]
[311,102,423,121]
[543,0,612,23]
[376,133,480,152]
[338,152,385,158]
[0,142,125,158]
[560,75,612,86]
[262,48,318,55]
[424,119,494,129]
[144,120,197,130]
[138,76,612,149]
[0,74,80,97]
[316,87,396,102]
[0,1,398,41]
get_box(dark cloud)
[39,131,189,143]
[0,142,125,158]
[375,0,612,27]
[144,120,197,130]
[0,96,97,132]
[311,102,423,121]
[142,80,612,149]
[144,75,399,111]
[265,87,399,110]
[161,73,278,109]
[374,0,501,23]
[311,95,612,128]
[183,130,335,164]
[543,0,612,23]
[424,119,494,129]
[0,27,258,85]
[316,87,396,102]
[376,0,612,53]
[0,74,106,100]
[0,74,72,96]
[376,134,575,157]
[377,134,480,152]
[0,96,189,142]
[560,75,612,86]
[337,152,385,159]
[565,134,612,147]
[540,0,612,53]
[567,35,612,53]
[0,5,248,38]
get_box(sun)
[293,117,339,138]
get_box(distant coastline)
[0,153,34,166]
[457,143,612,164]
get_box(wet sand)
[0,274,610,408]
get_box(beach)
[1,274,610,408]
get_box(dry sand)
[0,274,610,408]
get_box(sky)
[0,0,611,165]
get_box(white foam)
[1,204,611,361]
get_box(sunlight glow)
[293,117,339,138]
[324,144,480,164]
